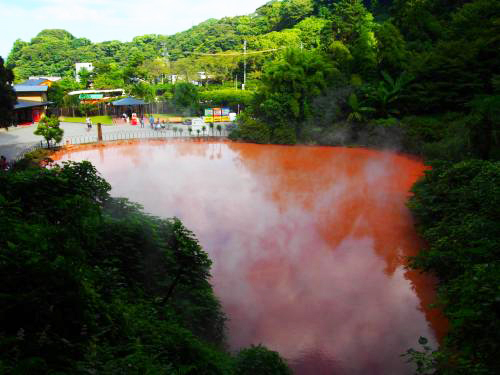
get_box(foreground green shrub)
[0,161,289,374]
[231,112,271,144]
[407,159,500,374]
[272,126,297,145]
[234,345,292,375]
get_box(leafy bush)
[231,112,271,144]
[272,125,297,144]
[199,89,254,111]
[173,82,199,113]
[234,345,292,375]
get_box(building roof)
[20,78,48,86]
[68,89,124,96]
[14,85,49,92]
[112,97,146,106]
[14,100,52,110]
[29,76,61,82]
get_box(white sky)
[0,0,268,59]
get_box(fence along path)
[11,129,228,163]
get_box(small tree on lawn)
[216,124,222,136]
[202,125,206,136]
[179,128,184,137]
[209,122,214,135]
[196,129,201,137]
[188,127,192,136]
[173,126,178,136]
[34,115,64,148]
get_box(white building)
[75,63,94,82]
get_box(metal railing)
[63,129,228,145]
[11,140,59,164]
[7,129,228,167]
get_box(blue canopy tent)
[112,97,146,106]
[111,97,147,122]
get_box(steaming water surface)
[55,141,446,375]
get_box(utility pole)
[161,42,170,84]
[243,40,247,90]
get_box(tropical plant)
[216,124,222,135]
[369,71,413,117]
[202,125,206,136]
[346,93,374,122]
[209,122,214,135]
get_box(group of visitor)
[116,113,166,129]
[147,115,166,130]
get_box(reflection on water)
[54,141,446,375]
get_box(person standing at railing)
[149,115,154,129]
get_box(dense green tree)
[128,82,155,102]
[0,57,16,129]
[77,67,92,88]
[47,77,80,107]
[253,48,339,138]
[408,160,500,374]
[375,21,408,76]
[173,82,199,112]
[401,0,500,113]
[5,39,28,70]
[278,0,315,29]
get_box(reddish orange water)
[55,141,446,374]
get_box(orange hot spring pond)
[54,141,446,375]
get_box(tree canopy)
[0,56,16,129]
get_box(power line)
[183,47,285,57]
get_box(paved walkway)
[0,122,220,161]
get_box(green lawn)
[59,116,114,125]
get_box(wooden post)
[97,123,103,142]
